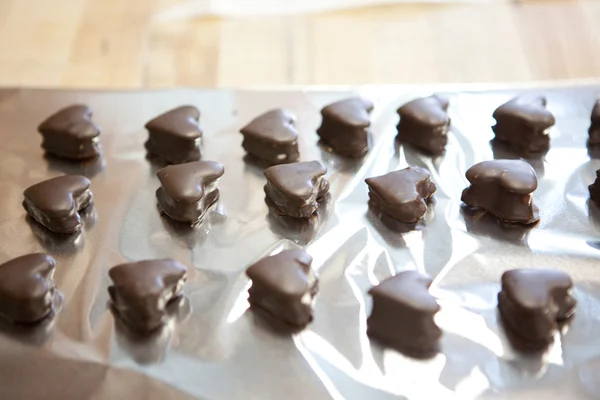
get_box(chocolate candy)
[156,160,225,224]
[462,159,539,224]
[396,95,450,155]
[37,105,101,160]
[316,97,373,158]
[23,175,93,234]
[589,169,600,207]
[264,161,329,218]
[240,109,299,165]
[144,106,202,164]
[588,99,600,148]
[367,271,441,357]
[0,253,57,324]
[365,166,436,223]
[498,269,576,350]
[492,95,555,156]
[108,259,187,333]
[246,249,318,328]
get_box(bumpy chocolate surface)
[23,175,93,234]
[240,109,299,165]
[367,271,441,357]
[498,269,576,349]
[38,104,101,160]
[156,160,225,224]
[461,159,539,224]
[492,95,555,156]
[246,249,318,328]
[144,106,203,164]
[108,259,187,333]
[365,166,436,223]
[316,97,373,158]
[396,95,450,155]
[588,100,600,148]
[264,161,329,218]
[0,253,57,324]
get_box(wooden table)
[0,0,598,88]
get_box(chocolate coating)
[23,175,93,234]
[367,271,441,357]
[365,166,436,223]
[240,109,299,165]
[492,95,555,156]
[156,160,224,224]
[498,269,576,349]
[316,97,373,158]
[461,159,539,224]
[144,106,202,164]
[588,99,600,148]
[264,161,329,218]
[396,95,450,155]
[0,253,57,324]
[246,250,318,328]
[38,104,101,160]
[108,259,187,333]
[589,169,600,207]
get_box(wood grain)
[0,0,598,88]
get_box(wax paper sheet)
[0,85,599,400]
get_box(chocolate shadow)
[365,200,434,247]
[110,296,191,364]
[0,290,63,346]
[394,138,446,171]
[26,216,85,254]
[44,153,105,178]
[242,154,269,178]
[490,138,546,179]
[368,332,440,361]
[461,206,534,245]
[246,306,306,336]
[159,203,226,248]
[265,193,332,245]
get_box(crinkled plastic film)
[0,86,599,399]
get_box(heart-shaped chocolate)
[462,159,539,224]
[498,268,576,347]
[108,259,188,333]
[492,95,555,155]
[317,97,373,158]
[144,105,202,164]
[23,175,93,234]
[365,166,436,223]
[0,253,57,324]
[396,95,450,155]
[156,160,225,223]
[38,104,101,160]
[246,249,318,328]
[588,99,600,147]
[264,161,329,218]
[367,270,441,357]
[240,109,299,165]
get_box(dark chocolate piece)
[588,99,600,148]
[498,269,576,349]
[264,161,329,218]
[316,97,373,158]
[367,271,441,357]
[365,166,436,223]
[108,259,187,333]
[461,159,539,224]
[246,249,318,328]
[144,106,202,164]
[492,95,555,156]
[589,169,600,207]
[37,105,101,160]
[23,175,93,234]
[156,160,224,224]
[396,95,450,155]
[240,109,299,165]
[0,253,57,324]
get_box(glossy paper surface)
[0,86,599,399]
